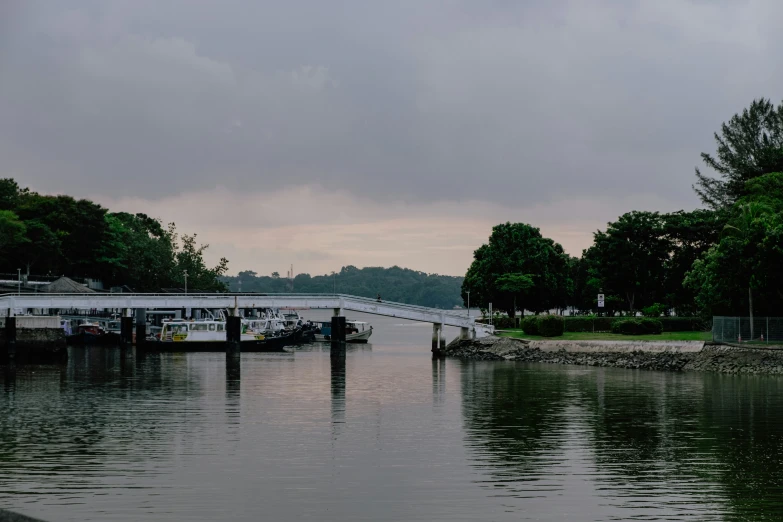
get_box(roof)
[40,277,96,294]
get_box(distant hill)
[222,265,464,309]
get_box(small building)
[39,277,96,294]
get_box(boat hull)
[66,332,121,346]
[314,329,372,343]
[148,328,309,352]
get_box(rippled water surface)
[3,313,783,521]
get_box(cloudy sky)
[1,1,780,276]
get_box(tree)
[462,223,570,317]
[685,186,783,322]
[0,211,27,262]
[590,212,670,313]
[694,98,783,209]
[172,229,229,292]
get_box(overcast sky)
[1,1,780,276]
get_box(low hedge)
[522,316,540,336]
[611,318,663,335]
[659,317,708,332]
[538,315,564,337]
[563,316,614,332]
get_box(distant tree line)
[222,265,464,309]
[463,98,783,319]
[0,179,228,291]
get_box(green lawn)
[498,330,712,342]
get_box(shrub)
[659,317,708,332]
[522,315,539,336]
[538,315,564,337]
[641,303,666,317]
[611,318,663,335]
[563,316,615,332]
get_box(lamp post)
[332,271,336,294]
[17,268,21,296]
[466,291,470,318]
[183,270,188,294]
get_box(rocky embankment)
[442,336,783,375]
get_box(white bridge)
[0,293,491,345]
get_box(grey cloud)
[1,0,782,210]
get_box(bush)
[611,318,663,335]
[538,315,564,337]
[659,317,708,332]
[641,303,666,317]
[563,316,615,332]
[522,315,539,335]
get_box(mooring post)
[5,314,16,362]
[331,316,346,344]
[226,314,241,357]
[135,308,146,351]
[120,314,134,352]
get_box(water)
[2,312,783,521]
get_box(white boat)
[314,320,372,343]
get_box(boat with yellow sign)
[153,318,299,352]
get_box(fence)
[712,316,783,344]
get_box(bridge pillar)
[333,308,342,318]
[460,327,471,340]
[432,323,442,352]
[135,308,146,351]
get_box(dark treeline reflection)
[459,362,783,519]
[0,347,210,501]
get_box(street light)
[17,268,20,296]
[332,271,336,294]
[183,269,188,294]
[466,291,470,318]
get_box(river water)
[2,312,783,521]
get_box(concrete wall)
[0,316,61,329]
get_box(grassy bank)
[498,330,712,342]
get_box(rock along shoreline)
[441,336,783,375]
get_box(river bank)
[443,336,783,375]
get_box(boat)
[150,318,303,352]
[313,320,372,343]
[65,322,121,345]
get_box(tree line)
[463,98,783,319]
[0,179,228,291]
[223,265,464,309]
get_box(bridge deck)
[0,293,477,329]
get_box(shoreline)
[442,336,783,375]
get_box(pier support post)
[120,316,134,352]
[226,315,241,357]
[331,316,346,345]
[333,308,343,318]
[460,327,471,340]
[135,308,146,351]
[5,315,16,362]
[432,323,442,353]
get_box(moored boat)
[313,320,372,343]
[150,318,303,352]
[65,322,121,345]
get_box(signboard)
[597,294,605,308]
[597,300,605,308]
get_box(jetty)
[0,293,492,360]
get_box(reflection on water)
[1,322,783,521]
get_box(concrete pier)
[431,323,442,352]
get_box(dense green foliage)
[611,318,663,335]
[0,179,228,291]
[466,99,783,322]
[462,223,570,317]
[521,316,539,336]
[694,98,783,209]
[537,315,565,337]
[223,266,464,308]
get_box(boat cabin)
[77,323,104,336]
